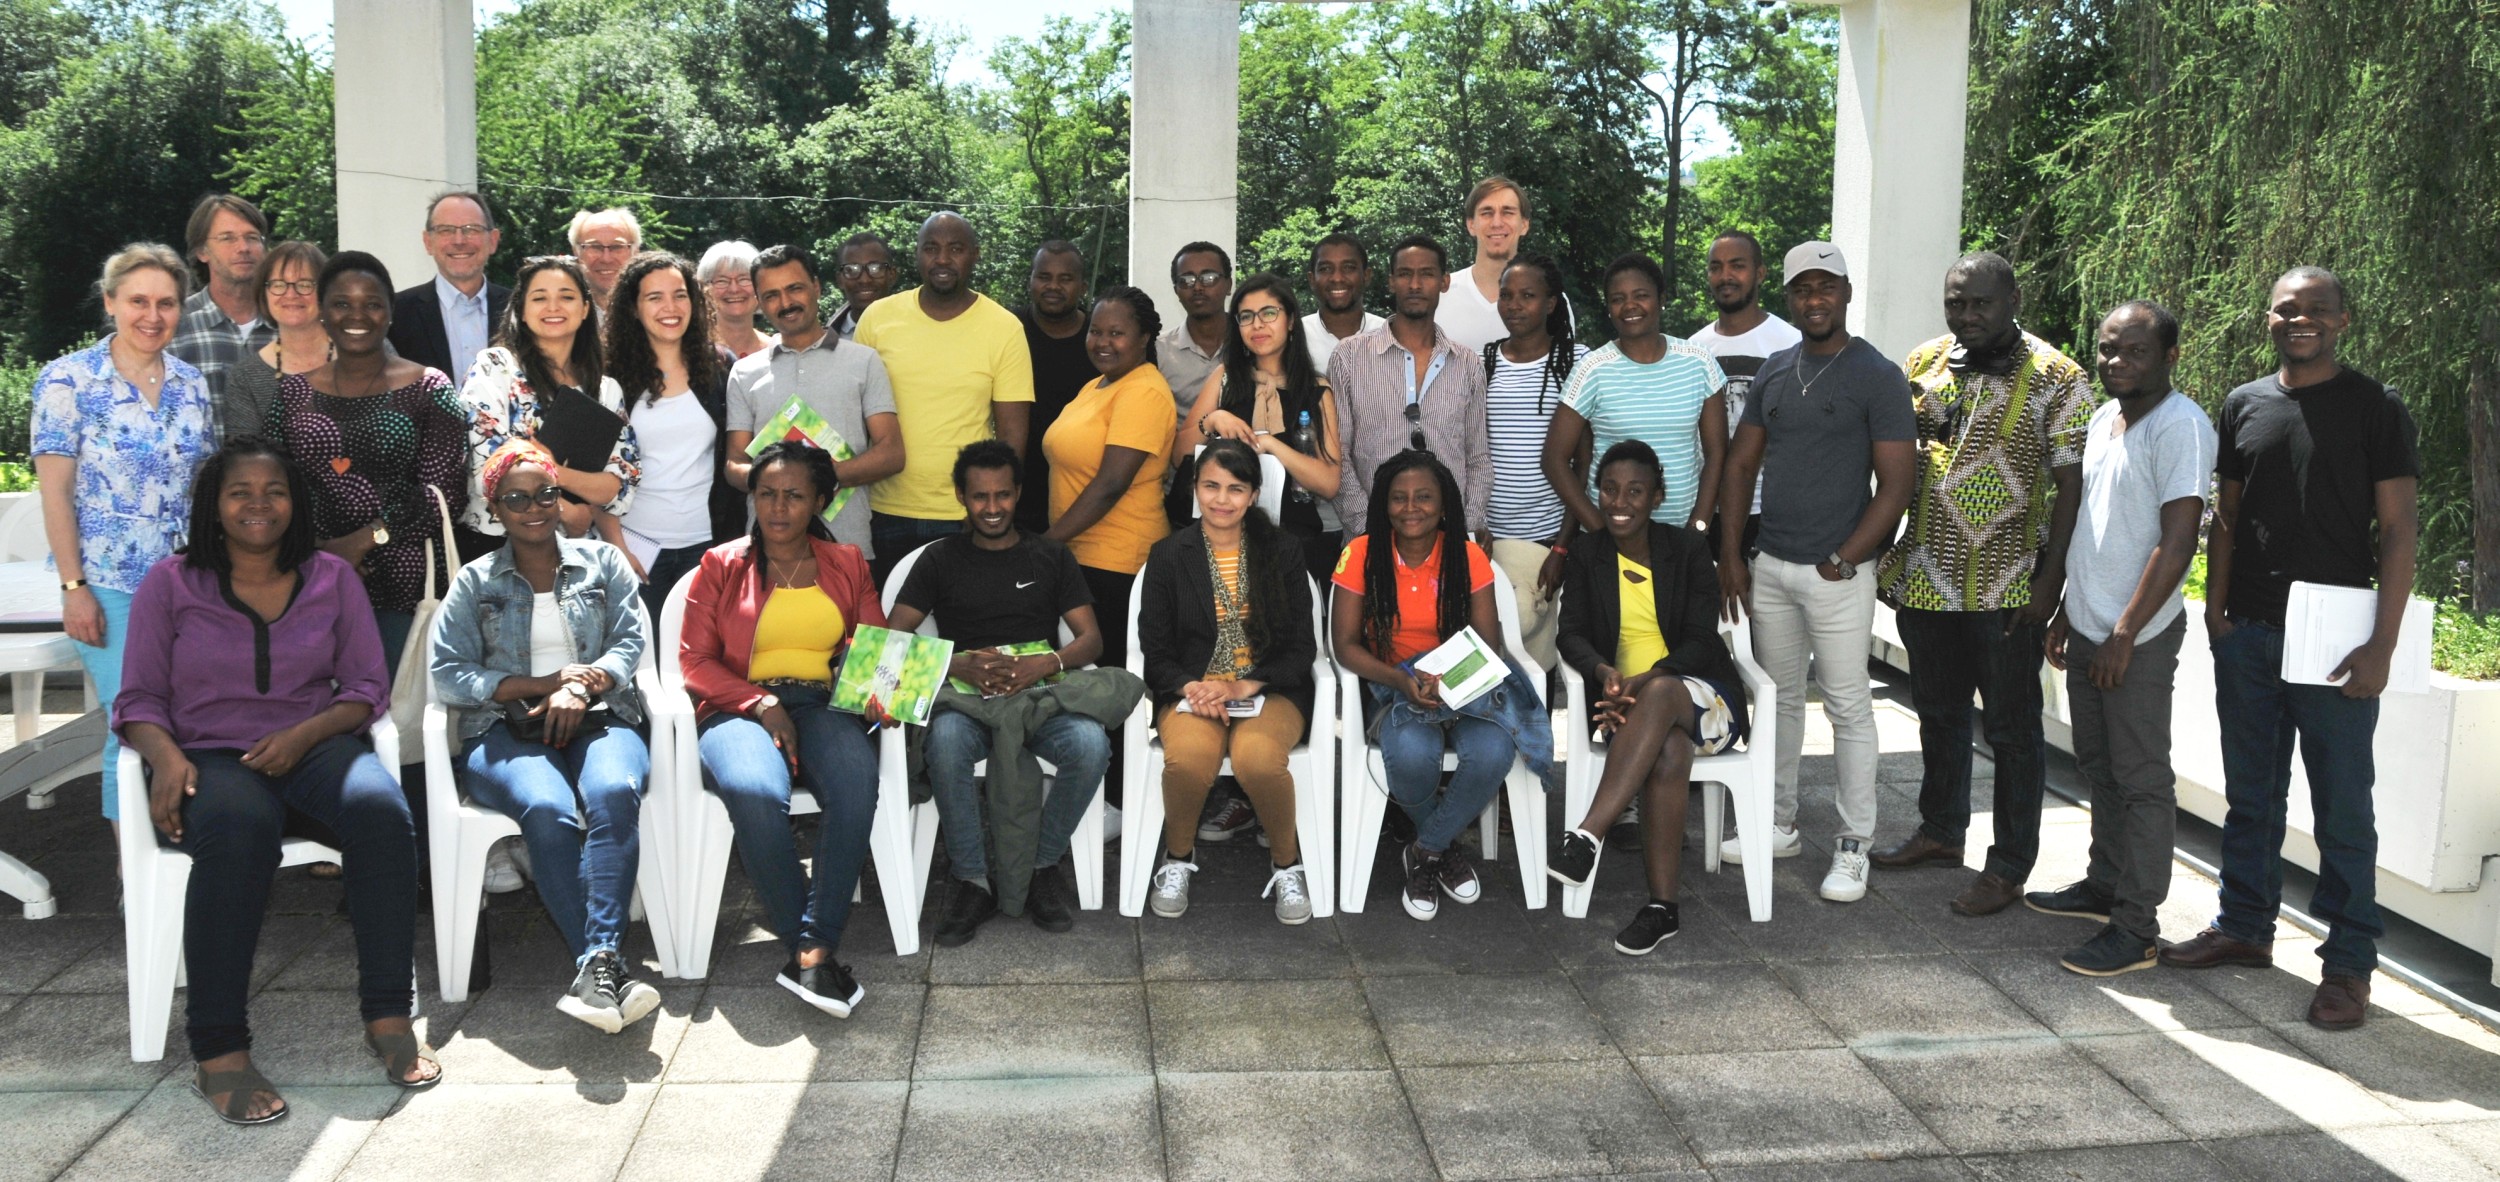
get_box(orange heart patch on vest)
[331,456,351,476]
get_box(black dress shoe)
[935,880,998,947]
[1027,862,1075,933]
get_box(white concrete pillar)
[333,0,475,288]
[1822,0,1970,360]
[1128,0,1240,329]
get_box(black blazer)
[1137,524,1318,732]
[1556,522,1749,734]
[389,279,511,380]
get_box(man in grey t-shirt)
[1714,242,1916,904]
[727,243,905,554]
[2035,300,2214,976]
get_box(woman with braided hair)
[1483,251,1588,672]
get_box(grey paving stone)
[1402,1059,1698,1179]
[336,1082,656,1182]
[1158,1069,1432,1182]
[0,915,114,991]
[263,911,449,997]
[1858,1037,2182,1154]
[2202,1129,2499,1182]
[927,901,1142,983]
[1580,962,1842,1056]
[424,976,692,1084]
[615,1081,907,1182]
[1145,978,1389,1072]
[56,1079,399,1182]
[1631,1048,1944,1167]
[2270,1012,2500,1125]
[2068,1028,2410,1138]
[170,989,463,1088]
[1884,873,2113,953]
[2175,941,2403,1027]
[0,1088,148,1182]
[1713,871,1951,962]
[1139,901,1357,980]
[894,1075,1161,1182]
[1960,1140,2240,1181]
[913,982,1150,1079]
[1960,948,2255,1036]
[665,983,923,1082]
[1533,888,1762,970]
[2431,1120,2500,1174]
[1777,955,2053,1047]
[702,909,931,986]
[1363,971,1615,1066]
[0,992,177,1092]
[1712,1160,1974,1182]
[1337,889,1558,975]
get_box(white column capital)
[333,0,475,290]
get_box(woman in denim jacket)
[429,440,656,1033]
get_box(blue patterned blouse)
[29,336,217,593]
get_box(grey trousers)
[2066,616,2187,943]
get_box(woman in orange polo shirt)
[1329,450,1511,922]
[1042,285,1176,672]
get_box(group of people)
[31,175,2416,1126]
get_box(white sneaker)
[1103,805,1122,846]
[1263,864,1312,925]
[484,839,524,894]
[1719,824,1802,865]
[1149,859,1196,918]
[1820,839,1870,903]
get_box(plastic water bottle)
[1287,411,1317,504]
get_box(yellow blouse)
[748,585,847,683]
[1614,553,1669,675]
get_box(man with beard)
[855,211,1036,581]
[1691,230,1801,559]
[1327,234,1493,538]
[724,244,904,555]
[827,232,899,340]
[1159,242,1234,420]
[1303,233,1384,373]
[1871,253,2096,921]
[1016,241,1092,532]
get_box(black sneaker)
[1400,843,1441,921]
[1027,861,1075,933]
[1437,845,1482,904]
[935,879,998,947]
[777,954,865,1017]
[1614,901,1680,955]
[1548,828,1602,888]
[557,951,627,1034]
[1609,800,1644,853]
[2059,923,2158,977]
[2025,880,2115,920]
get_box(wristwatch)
[1826,551,1857,580]
[751,693,781,718]
[59,578,86,592]
[370,523,391,546]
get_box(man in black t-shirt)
[1014,241,1095,532]
[2163,267,2420,1034]
[887,441,1110,946]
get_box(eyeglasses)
[836,263,893,281]
[209,232,267,250]
[707,275,755,292]
[1176,270,1229,290]
[426,223,493,240]
[575,241,637,257]
[1233,305,1285,327]
[1403,402,1428,452]
[493,487,563,511]
[263,279,316,297]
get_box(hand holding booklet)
[1410,626,1507,710]
[2278,581,2432,695]
[832,625,955,725]
[748,394,858,525]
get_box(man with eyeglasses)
[170,193,275,432]
[828,232,899,339]
[1327,233,1492,540]
[567,207,644,309]
[390,190,509,383]
[1160,242,1234,419]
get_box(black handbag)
[499,696,612,745]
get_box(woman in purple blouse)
[115,439,439,1125]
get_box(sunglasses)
[493,486,563,511]
[1403,402,1428,453]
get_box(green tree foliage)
[980,12,1130,291]
[221,35,332,247]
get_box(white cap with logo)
[1782,241,1848,281]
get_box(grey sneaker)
[557,950,634,1034]
[1149,858,1196,919]
[484,838,525,894]
[1264,864,1312,925]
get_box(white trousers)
[1746,554,1880,844]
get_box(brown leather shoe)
[2307,973,2371,1030]
[2159,926,2274,970]
[1870,832,1964,869]
[1949,871,2023,916]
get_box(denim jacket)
[1362,654,1555,780]
[429,537,647,741]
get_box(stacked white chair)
[119,721,400,1062]
[1334,561,1551,912]
[0,494,100,819]
[1115,574,1337,918]
[1555,614,1781,921]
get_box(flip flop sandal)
[307,862,344,880]
[191,1064,288,1126]
[364,1029,442,1090]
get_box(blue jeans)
[2211,619,2384,975]
[461,720,652,964]
[1897,606,2049,880]
[1368,683,1517,853]
[697,684,879,953]
[74,585,133,819]
[924,708,1109,881]
[870,512,964,584]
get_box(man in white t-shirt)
[1434,177,1571,351]
[1302,233,1385,374]
[1689,230,1801,559]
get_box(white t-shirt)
[1692,313,1803,515]
[2064,392,2216,643]
[620,388,718,549]
[527,592,574,677]
[1302,311,1384,375]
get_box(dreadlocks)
[1358,450,1472,662]
[1491,252,1577,416]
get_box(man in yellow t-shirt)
[855,211,1036,581]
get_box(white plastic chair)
[662,559,938,975]
[421,604,681,1002]
[1116,573,1336,918]
[1334,560,1550,912]
[1555,612,1780,922]
[1,494,100,817]
[1188,448,1288,522]
[118,720,400,1062]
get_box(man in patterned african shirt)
[1871,253,2097,918]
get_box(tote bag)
[389,486,460,737]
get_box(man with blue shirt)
[390,191,509,383]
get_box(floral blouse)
[29,336,216,593]
[452,346,641,535]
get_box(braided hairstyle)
[1495,252,1576,416]
[606,251,722,408]
[1193,439,1297,655]
[1357,450,1472,662]
[1093,285,1163,367]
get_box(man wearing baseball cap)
[1713,242,1917,903]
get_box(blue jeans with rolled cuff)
[461,720,651,965]
[1366,682,1518,855]
[696,683,880,954]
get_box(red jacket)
[680,534,887,721]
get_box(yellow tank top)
[1615,553,1670,674]
[748,585,847,683]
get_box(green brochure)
[832,624,955,726]
[747,394,857,524]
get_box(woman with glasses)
[695,240,776,360]
[1175,274,1343,590]
[454,255,640,564]
[608,252,744,619]
[1041,285,1177,672]
[222,241,329,443]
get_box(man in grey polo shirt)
[725,243,905,554]
[1714,241,1916,904]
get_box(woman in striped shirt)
[1480,253,1586,672]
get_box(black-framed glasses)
[1404,402,1427,452]
[493,487,563,511]
[1233,305,1285,326]
[836,263,894,281]
[263,279,316,297]
[1176,270,1229,290]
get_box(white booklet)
[1411,625,1508,710]
[2279,581,2432,695]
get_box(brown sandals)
[191,1064,288,1125]
[364,1029,443,1090]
